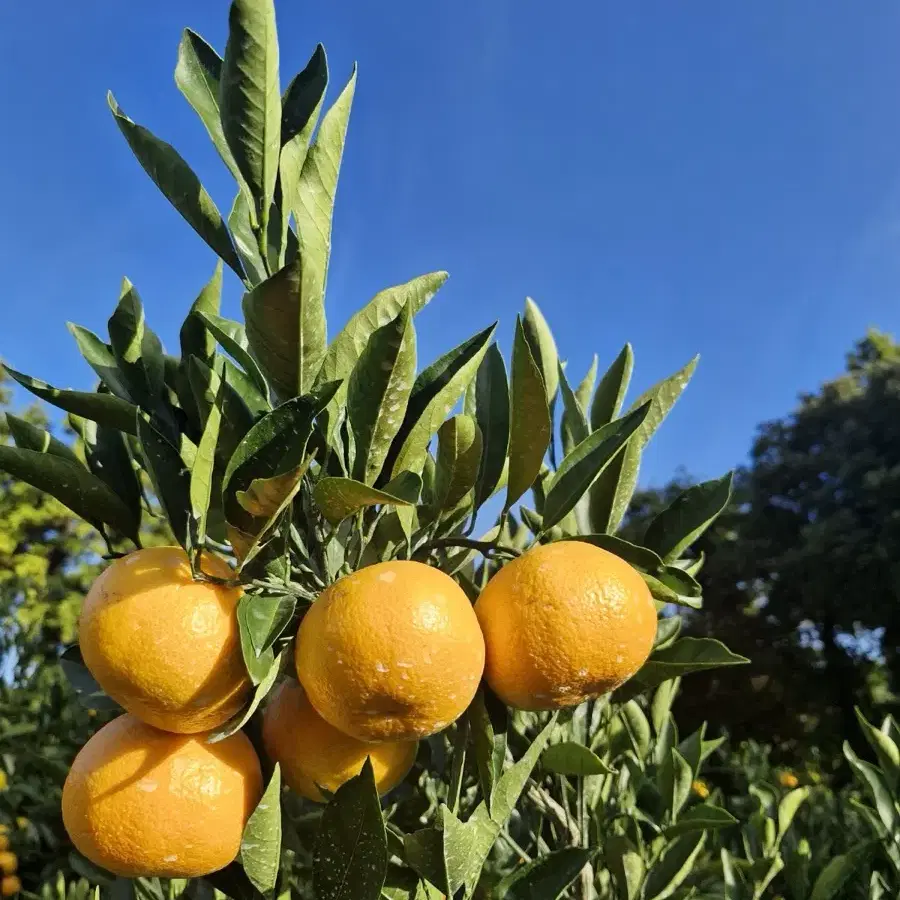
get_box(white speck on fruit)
[164,855,178,863]
[375,662,388,673]
[138,780,158,792]
[379,571,396,583]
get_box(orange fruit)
[79,546,250,733]
[474,542,656,709]
[262,679,418,802]
[0,876,19,896]
[0,855,14,876]
[62,715,262,878]
[0,838,8,853]
[296,560,484,741]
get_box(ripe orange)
[0,876,19,896]
[79,546,250,733]
[474,542,656,709]
[296,560,484,742]
[262,679,418,801]
[62,715,262,878]
[0,855,14,876]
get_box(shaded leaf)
[432,415,482,513]
[558,361,589,455]
[497,848,592,900]
[809,843,875,900]
[242,595,296,657]
[229,190,269,285]
[644,832,707,900]
[108,94,243,278]
[542,742,614,776]
[664,804,737,837]
[6,414,80,465]
[60,646,120,711]
[190,373,224,546]
[67,324,133,402]
[472,344,510,514]
[522,298,559,407]
[313,476,416,526]
[208,651,282,744]
[180,263,222,369]
[194,310,270,401]
[138,415,191,548]
[469,689,508,816]
[568,534,664,572]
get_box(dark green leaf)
[241,764,281,895]
[471,344,510,513]
[644,474,734,563]
[60,646,120,711]
[243,254,327,400]
[590,356,698,534]
[281,44,328,147]
[137,415,191,548]
[0,445,138,542]
[642,569,703,610]
[290,66,356,349]
[522,298,559,407]
[190,372,224,546]
[498,848,592,900]
[558,361,589,455]
[643,832,707,900]
[809,842,875,900]
[180,263,222,369]
[194,311,270,401]
[220,0,281,226]
[314,757,387,900]
[567,534,664,572]
[208,651,282,743]
[469,689,508,813]
[108,94,244,278]
[855,707,900,789]
[237,593,276,683]
[491,715,557,824]
[590,343,633,429]
[388,324,495,479]
[242,594,296,657]
[542,402,650,529]
[6,414,80,465]
[188,356,255,465]
[67,324,133,402]
[313,476,417,526]
[506,317,551,510]
[844,742,899,836]
[228,190,269,285]
[432,415,482,513]
[348,305,416,484]
[175,29,252,205]
[4,366,137,434]
[542,742,615,776]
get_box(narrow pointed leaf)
[208,651,281,743]
[542,742,615,776]
[568,534,664,572]
[558,361,589,455]
[241,764,282,895]
[243,254,327,399]
[497,848,593,900]
[313,476,417,526]
[314,757,387,900]
[522,298,559,406]
[237,594,276,683]
[194,310,269,400]
[0,446,138,542]
[389,324,495,479]
[809,843,875,900]
[347,305,416,484]
[190,374,224,545]
[220,0,281,224]
[228,190,268,285]
[469,688,508,815]
[108,94,244,278]
[6,415,80,465]
[777,787,810,840]
[644,832,707,900]
[180,263,222,368]
[472,344,510,512]
[174,29,252,205]
[574,355,598,412]
[591,343,633,429]
[506,317,551,509]
[491,715,557,824]
[4,366,137,435]
[241,595,296,657]
[292,66,356,341]
[644,473,734,562]
[188,356,255,465]
[542,402,650,529]
[432,415,482,512]
[137,415,191,548]
[67,325,133,402]
[590,355,698,533]
[856,708,900,788]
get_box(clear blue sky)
[2,1,900,487]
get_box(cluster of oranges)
[0,826,21,896]
[62,540,656,878]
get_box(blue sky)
[2,1,900,488]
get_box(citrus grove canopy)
[0,0,747,895]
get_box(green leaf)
[844,742,899,836]
[542,742,614,776]
[4,366,138,434]
[643,832,707,900]
[347,305,416,484]
[568,534,664,572]
[241,764,282,895]
[469,689,508,815]
[542,402,650,529]
[654,617,683,650]
[313,476,417,526]
[220,0,281,226]
[237,594,275,682]
[67,324,134,402]
[60,646,120,711]
[497,848,593,900]
[180,263,222,369]
[242,595,296,657]
[659,748,693,819]
[643,474,734,562]
[590,356,698,534]
[388,324,495,479]
[491,715,557,824]
[314,757,387,900]
[281,44,328,147]
[188,356,256,465]
[664,804,737,837]
[522,298,559,407]
[138,415,191,548]
[558,361,589,455]
[776,787,809,841]
[432,415,482,513]
[243,254,327,400]
[291,65,356,345]
[0,445,138,542]
[621,700,652,758]
[194,311,270,401]
[574,355,598,412]
[190,373,224,546]
[6,415,80,465]
[318,273,447,388]
[237,455,312,520]
[471,344,510,514]
[642,569,703,610]
[108,93,244,278]
[855,707,900,788]
[618,638,749,699]
[605,837,644,900]
[506,317,551,510]
[229,190,269,284]
[809,843,875,900]
[175,29,253,207]
[590,343,633,429]
[208,651,282,743]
